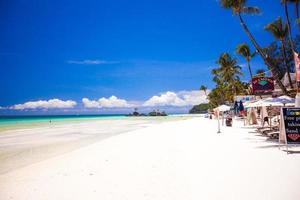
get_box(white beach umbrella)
[215,105,231,112]
[246,96,294,108]
[259,101,283,107]
[243,100,256,107]
[263,95,295,106]
[285,103,295,107]
[245,99,265,108]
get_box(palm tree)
[209,53,248,104]
[217,53,243,82]
[200,85,207,95]
[236,43,255,79]
[217,53,243,100]
[265,17,294,89]
[220,0,288,95]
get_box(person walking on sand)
[234,101,239,116]
[239,100,245,117]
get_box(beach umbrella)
[263,95,295,106]
[213,105,230,133]
[215,105,231,112]
[259,101,283,107]
[285,103,295,107]
[246,96,295,108]
[245,99,265,108]
[243,100,256,107]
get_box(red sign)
[293,51,300,88]
[288,134,300,141]
[252,77,274,95]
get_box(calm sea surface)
[0,115,127,131]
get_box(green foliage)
[220,0,260,15]
[264,17,294,88]
[200,85,207,95]
[208,53,247,108]
[148,110,167,116]
[263,35,300,78]
[264,17,288,41]
[220,0,289,95]
[189,103,209,114]
[236,43,252,61]
[236,43,255,79]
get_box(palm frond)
[236,43,251,60]
[264,17,287,40]
[220,0,234,9]
[241,6,261,15]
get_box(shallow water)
[0,115,126,132]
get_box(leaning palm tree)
[220,0,288,95]
[200,85,207,95]
[236,43,255,79]
[265,17,294,89]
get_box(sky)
[0,0,295,114]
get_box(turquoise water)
[0,115,126,131]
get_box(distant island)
[128,108,167,117]
[189,103,209,114]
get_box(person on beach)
[234,101,239,116]
[263,116,269,127]
[257,107,261,118]
[239,100,245,117]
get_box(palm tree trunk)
[247,60,253,80]
[247,60,254,95]
[284,1,295,50]
[295,1,300,30]
[238,14,288,95]
[281,40,294,89]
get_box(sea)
[0,114,127,132]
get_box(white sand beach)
[1,116,300,200]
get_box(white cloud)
[11,99,77,110]
[143,92,186,107]
[67,60,118,65]
[82,98,101,108]
[143,90,208,107]
[177,90,208,105]
[82,96,133,108]
[7,90,208,112]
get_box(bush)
[189,103,209,114]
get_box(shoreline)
[0,114,199,133]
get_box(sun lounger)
[256,125,279,136]
[267,131,279,139]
